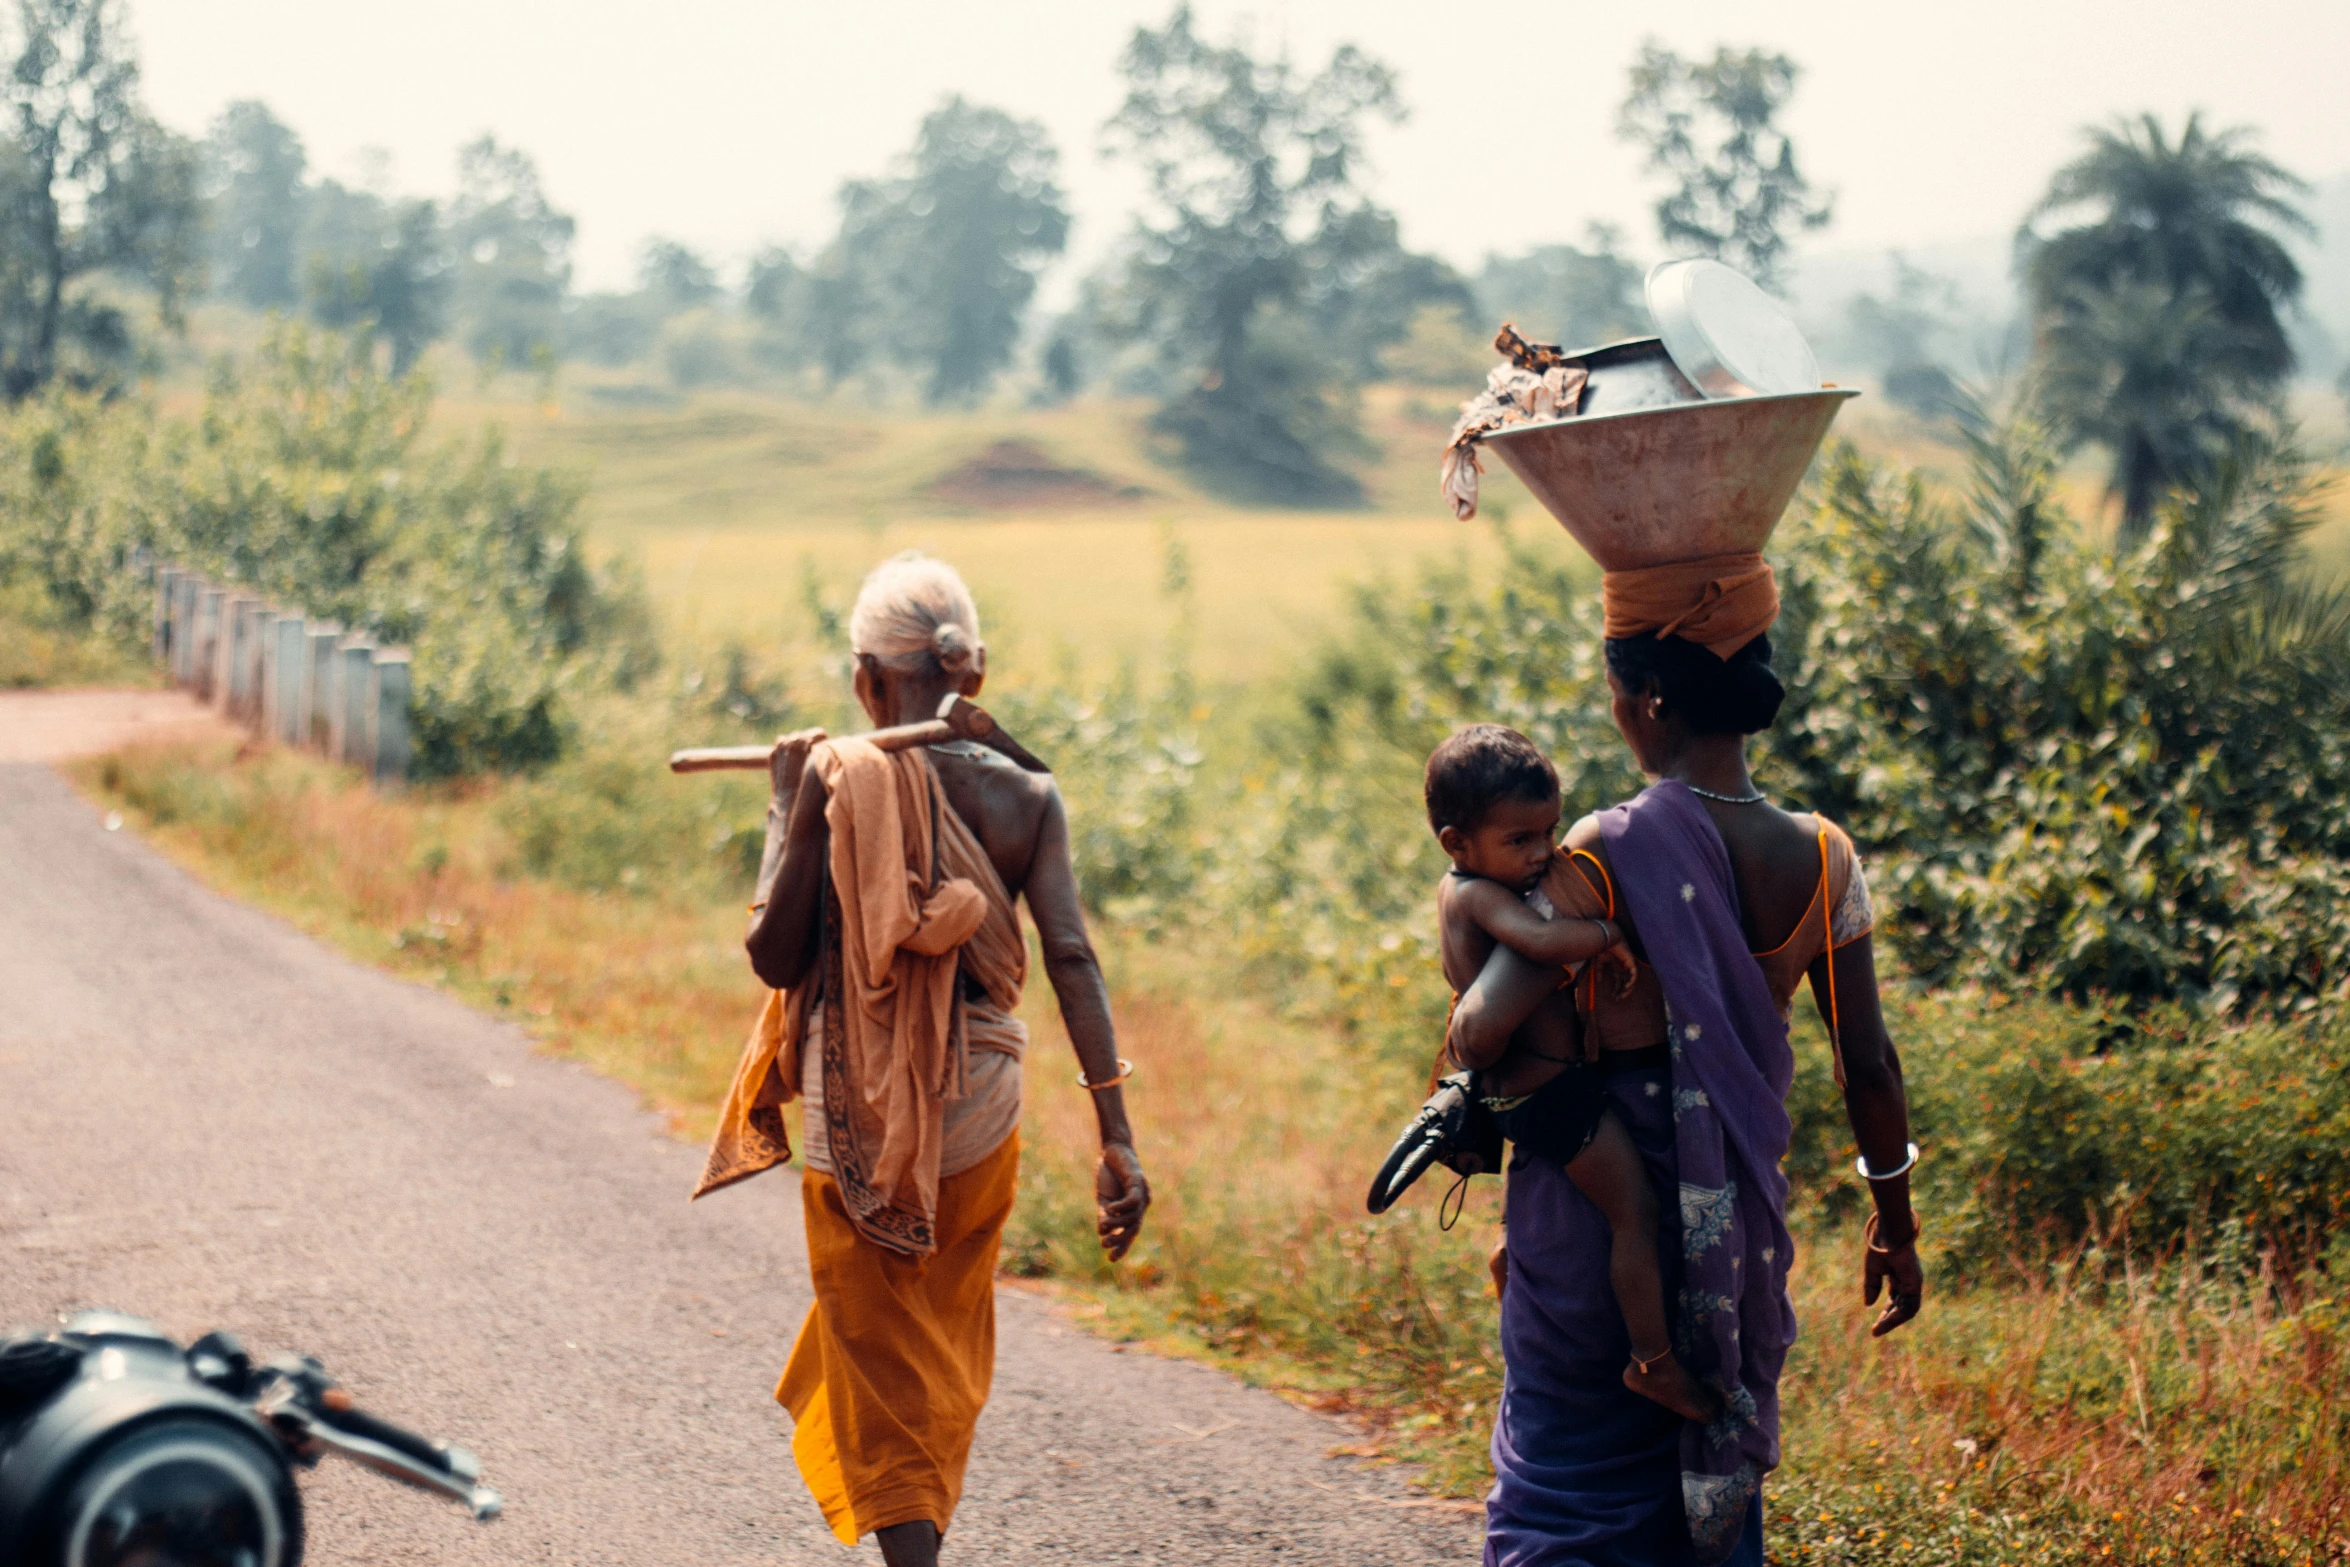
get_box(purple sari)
[1485,782,1795,1566]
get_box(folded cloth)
[693,738,1027,1259]
[1600,554,1779,659]
[1442,357,1592,521]
[779,1131,1020,1544]
[801,999,1026,1179]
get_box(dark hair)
[1425,724,1560,835]
[1604,632,1785,736]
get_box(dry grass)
[75,740,2350,1562]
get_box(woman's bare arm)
[1018,784,1150,1260]
[1804,932,1923,1336]
[744,731,830,991]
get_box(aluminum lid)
[1645,258,1821,399]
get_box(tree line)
[0,0,2327,518]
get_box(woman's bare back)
[931,750,1057,899]
[1564,800,1827,955]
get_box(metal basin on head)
[1481,388,1859,570]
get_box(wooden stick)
[669,695,1049,776]
[669,719,949,773]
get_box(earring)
[1647,700,1663,719]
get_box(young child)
[1426,724,1723,1425]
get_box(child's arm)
[1455,878,1625,968]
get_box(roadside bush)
[0,325,655,776]
[1783,986,2350,1272]
[1775,416,2350,1009]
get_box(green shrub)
[1775,419,2350,1009]
[0,325,656,776]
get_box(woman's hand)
[766,727,828,813]
[1863,1213,1923,1337]
[1095,1140,1150,1261]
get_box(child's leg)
[1562,1112,1725,1424]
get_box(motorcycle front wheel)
[25,1414,304,1567]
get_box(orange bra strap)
[1569,849,1615,1012]
[1820,827,1846,1089]
[1568,848,1616,915]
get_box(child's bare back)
[1424,725,1724,1426]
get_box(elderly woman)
[1448,570,1924,1567]
[698,553,1149,1567]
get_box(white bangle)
[1855,1142,1919,1181]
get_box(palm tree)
[2020,113,2311,541]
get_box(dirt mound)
[925,440,1145,510]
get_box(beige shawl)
[693,738,1026,1255]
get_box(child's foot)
[1623,1348,1725,1425]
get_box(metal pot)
[1562,336,1705,418]
[1480,389,1859,571]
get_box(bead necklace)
[1686,782,1768,805]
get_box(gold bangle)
[1077,1059,1134,1091]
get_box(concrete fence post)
[333,636,377,769]
[248,609,278,733]
[371,650,412,787]
[304,624,343,751]
[194,588,224,701]
[173,577,200,686]
[154,566,178,664]
[218,595,257,714]
[272,616,308,745]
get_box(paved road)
[0,763,1481,1564]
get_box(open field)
[475,385,1585,683]
[445,378,2350,692]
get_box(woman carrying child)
[1446,560,1924,1567]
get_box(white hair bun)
[933,622,976,673]
[849,551,984,676]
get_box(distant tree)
[1295,202,1470,380]
[303,187,448,373]
[561,291,661,367]
[447,135,573,371]
[1845,257,1961,416]
[1101,4,1421,504]
[827,96,1070,404]
[744,245,798,320]
[2021,113,2311,539]
[639,238,721,311]
[1617,41,1831,290]
[0,0,202,397]
[199,100,307,309]
[741,244,807,371]
[1475,224,1647,348]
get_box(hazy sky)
[135,0,2350,294]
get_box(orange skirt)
[777,1132,1019,1543]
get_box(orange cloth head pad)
[1600,553,1779,660]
